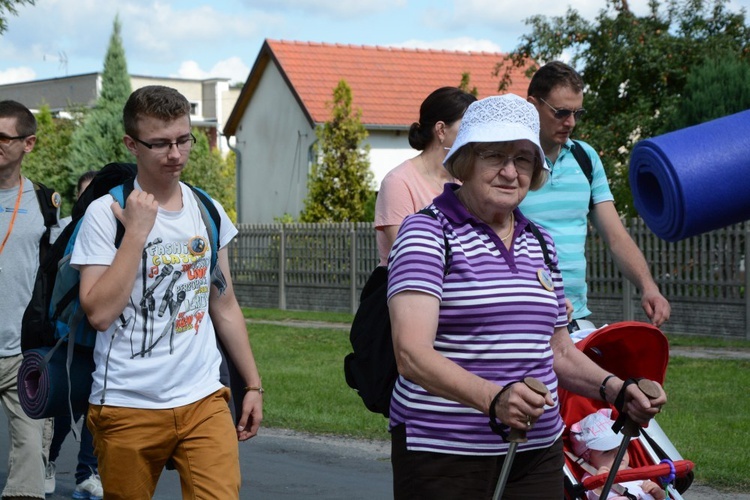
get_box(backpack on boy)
[31,180,61,262]
[344,209,554,417]
[17,162,234,427]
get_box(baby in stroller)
[570,409,666,500]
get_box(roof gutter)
[226,136,242,224]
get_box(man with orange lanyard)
[0,100,60,499]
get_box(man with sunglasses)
[0,100,56,499]
[520,61,670,331]
[71,86,263,498]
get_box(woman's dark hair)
[408,87,477,151]
[77,170,99,194]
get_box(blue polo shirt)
[519,139,614,319]
[387,184,567,456]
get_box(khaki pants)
[88,387,240,499]
[0,354,46,499]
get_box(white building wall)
[234,64,315,223]
[365,130,414,190]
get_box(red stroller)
[559,321,695,499]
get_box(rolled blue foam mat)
[629,109,750,242]
[18,345,94,419]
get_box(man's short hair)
[123,86,191,137]
[527,61,584,99]
[0,100,37,137]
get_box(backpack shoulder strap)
[570,140,595,211]
[185,183,222,273]
[109,178,136,248]
[417,207,450,274]
[526,220,554,270]
[32,181,60,229]
[185,183,227,294]
[32,181,60,250]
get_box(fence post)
[745,223,749,340]
[279,226,286,310]
[351,226,357,315]
[622,219,635,321]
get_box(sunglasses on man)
[538,97,586,121]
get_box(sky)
[2,0,749,86]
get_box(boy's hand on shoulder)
[111,189,159,240]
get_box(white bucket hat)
[443,93,548,171]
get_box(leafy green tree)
[182,130,237,223]
[0,0,33,34]
[66,15,132,183]
[498,0,750,216]
[300,79,374,222]
[666,52,750,129]
[21,105,78,215]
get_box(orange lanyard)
[0,177,25,258]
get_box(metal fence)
[229,220,749,339]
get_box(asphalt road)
[0,415,392,499]
[1,413,748,499]
[4,327,750,500]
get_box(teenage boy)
[72,86,263,498]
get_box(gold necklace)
[500,212,515,241]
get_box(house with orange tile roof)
[224,39,532,223]
[1,73,239,153]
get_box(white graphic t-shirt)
[71,181,238,409]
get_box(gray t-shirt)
[0,178,46,356]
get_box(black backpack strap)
[32,181,60,253]
[32,181,59,229]
[417,208,450,274]
[113,178,136,248]
[185,183,222,273]
[526,221,556,272]
[570,140,595,211]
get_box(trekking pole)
[492,377,549,500]
[599,379,661,499]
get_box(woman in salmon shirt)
[374,87,476,266]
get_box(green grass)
[243,307,353,324]
[658,358,750,492]
[665,332,750,349]
[248,322,388,440]
[245,308,750,493]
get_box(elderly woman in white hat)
[386,94,666,499]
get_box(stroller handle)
[582,459,695,490]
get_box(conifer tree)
[300,80,373,222]
[667,53,750,130]
[66,15,132,183]
[182,131,237,222]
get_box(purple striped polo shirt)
[387,184,567,456]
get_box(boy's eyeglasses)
[0,135,30,145]
[538,97,586,121]
[132,134,196,154]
